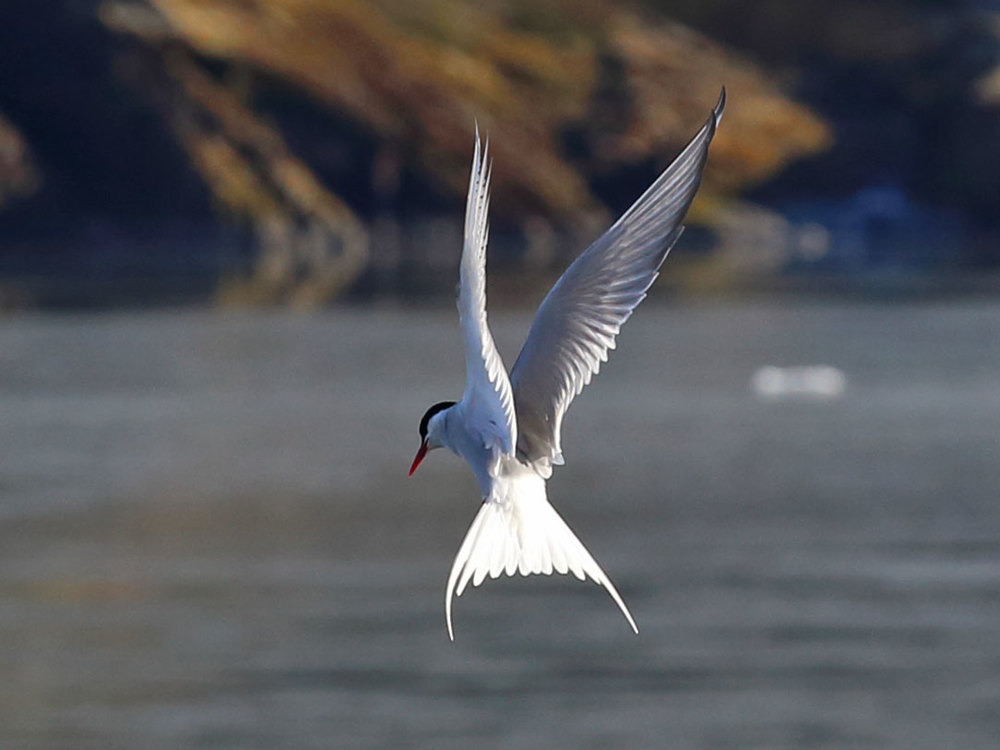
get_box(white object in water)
[752,365,847,400]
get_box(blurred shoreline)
[2,1,999,311]
[3,267,1000,314]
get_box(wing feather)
[458,127,517,462]
[510,89,726,473]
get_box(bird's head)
[409,401,456,475]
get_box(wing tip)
[702,86,726,144]
[714,86,726,127]
[472,120,490,163]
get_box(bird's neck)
[437,404,464,456]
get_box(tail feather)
[445,495,638,640]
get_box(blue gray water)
[1,300,998,749]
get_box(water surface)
[1,300,998,749]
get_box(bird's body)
[410,90,726,639]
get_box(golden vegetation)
[103,0,831,302]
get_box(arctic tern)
[410,89,726,639]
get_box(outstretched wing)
[457,127,517,468]
[510,89,726,474]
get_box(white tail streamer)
[444,482,638,640]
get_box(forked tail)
[444,494,638,640]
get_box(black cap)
[419,401,456,439]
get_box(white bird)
[409,89,726,640]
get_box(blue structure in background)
[780,184,966,275]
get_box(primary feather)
[511,89,726,475]
[458,126,518,468]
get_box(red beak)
[408,440,428,476]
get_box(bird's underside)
[415,89,726,640]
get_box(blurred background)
[1,1,999,748]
